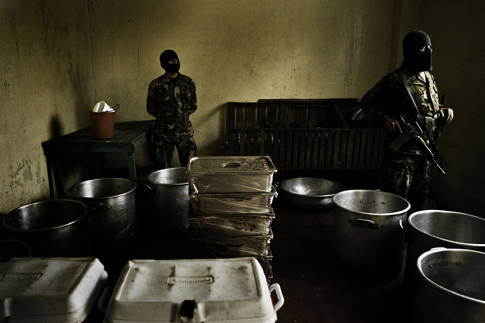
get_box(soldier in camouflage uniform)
[147,49,197,169]
[361,31,454,214]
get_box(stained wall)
[1,1,95,213]
[1,0,483,217]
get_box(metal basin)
[2,199,90,257]
[413,248,485,322]
[279,177,346,210]
[404,210,485,295]
[69,177,137,250]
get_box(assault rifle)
[388,115,446,175]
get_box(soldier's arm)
[360,78,393,129]
[188,81,197,115]
[146,82,158,118]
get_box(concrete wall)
[418,0,485,215]
[1,0,96,213]
[0,0,483,217]
[88,0,397,161]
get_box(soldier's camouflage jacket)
[146,73,197,146]
[360,67,444,156]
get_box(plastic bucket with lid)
[89,111,116,139]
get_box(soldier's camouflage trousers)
[379,151,431,214]
[150,137,197,169]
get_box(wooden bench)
[225,99,385,171]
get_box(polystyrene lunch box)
[0,257,107,323]
[101,257,284,323]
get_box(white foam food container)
[103,257,284,323]
[0,257,107,323]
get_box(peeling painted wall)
[1,0,95,213]
[1,0,484,217]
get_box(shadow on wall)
[49,115,63,138]
[187,103,227,157]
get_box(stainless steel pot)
[412,248,485,323]
[144,167,189,236]
[279,177,346,211]
[2,199,90,257]
[333,190,410,282]
[69,177,137,251]
[404,210,485,295]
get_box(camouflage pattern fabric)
[150,137,197,168]
[361,67,442,212]
[146,73,197,168]
[379,151,431,213]
[361,67,442,156]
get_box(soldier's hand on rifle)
[439,107,454,124]
[383,117,402,133]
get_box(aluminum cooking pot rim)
[332,189,411,217]
[417,248,485,305]
[281,188,342,198]
[148,179,189,186]
[279,177,346,198]
[408,210,485,247]
[147,167,189,186]
[2,199,88,232]
[69,177,137,199]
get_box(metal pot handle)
[349,219,382,230]
[269,283,285,312]
[143,183,160,195]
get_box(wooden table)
[42,120,155,198]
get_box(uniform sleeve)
[188,80,197,115]
[360,75,396,128]
[146,81,158,118]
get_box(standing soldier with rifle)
[361,30,454,215]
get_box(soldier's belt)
[160,115,188,123]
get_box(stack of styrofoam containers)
[186,156,278,281]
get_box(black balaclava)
[160,49,180,74]
[402,30,432,72]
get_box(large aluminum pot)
[144,167,189,236]
[404,210,485,294]
[2,199,90,257]
[333,190,410,282]
[412,248,485,323]
[279,177,346,211]
[69,177,137,251]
